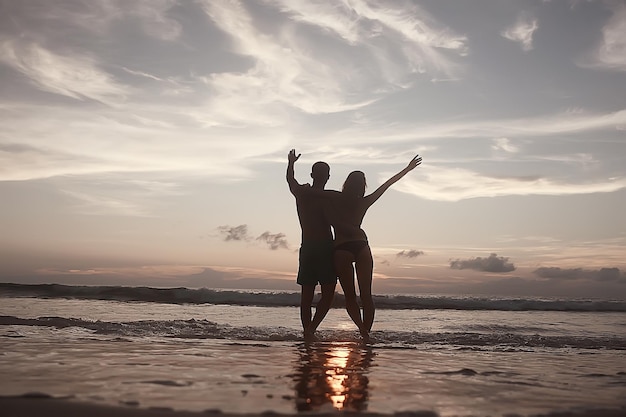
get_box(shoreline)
[1,395,625,417]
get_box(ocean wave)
[1,315,624,350]
[1,283,625,312]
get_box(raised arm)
[286,149,302,195]
[364,154,422,207]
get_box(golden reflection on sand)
[293,342,374,412]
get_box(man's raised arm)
[286,149,302,195]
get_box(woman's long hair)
[342,171,366,198]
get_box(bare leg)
[355,245,374,334]
[335,250,366,337]
[300,285,315,335]
[307,282,336,336]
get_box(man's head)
[310,161,330,186]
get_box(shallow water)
[2,296,624,339]
[1,295,625,416]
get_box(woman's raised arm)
[364,154,421,207]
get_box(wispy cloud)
[61,189,152,217]
[319,109,626,148]
[57,175,182,217]
[200,0,372,120]
[123,0,182,41]
[257,231,289,250]
[397,249,424,258]
[394,165,626,201]
[349,0,468,51]
[218,225,250,242]
[198,0,467,123]
[271,0,469,58]
[0,39,128,104]
[501,13,538,52]
[266,0,362,44]
[218,225,290,250]
[0,0,182,41]
[579,3,626,71]
[0,101,263,181]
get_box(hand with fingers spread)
[288,149,301,164]
[405,154,422,172]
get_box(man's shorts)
[297,240,336,286]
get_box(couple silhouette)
[287,149,422,341]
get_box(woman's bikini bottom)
[334,240,369,257]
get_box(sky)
[1,0,625,299]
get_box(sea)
[1,283,625,416]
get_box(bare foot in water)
[304,331,319,342]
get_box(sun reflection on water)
[327,345,350,409]
[293,341,374,412]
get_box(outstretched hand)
[288,149,301,164]
[405,154,422,171]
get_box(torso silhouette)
[323,192,369,245]
[295,188,333,242]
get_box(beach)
[2,396,626,417]
[1,284,625,417]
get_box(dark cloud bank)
[450,253,516,273]
[533,267,625,283]
[442,254,625,298]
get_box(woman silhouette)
[318,155,422,340]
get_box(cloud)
[533,267,625,283]
[198,0,467,122]
[122,0,183,41]
[394,165,626,202]
[266,0,362,44]
[269,0,468,54]
[322,108,626,149]
[218,225,250,242]
[450,253,516,273]
[491,137,519,153]
[62,189,151,217]
[397,249,424,258]
[0,101,266,182]
[217,225,289,250]
[501,13,538,52]
[0,0,182,41]
[580,3,626,71]
[256,231,289,250]
[0,39,127,104]
[448,276,626,299]
[199,0,373,120]
[54,175,183,217]
[1,1,623,189]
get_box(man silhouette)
[286,149,336,339]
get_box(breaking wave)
[1,315,624,350]
[1,283,625,312]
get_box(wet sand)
[1,395,625,417]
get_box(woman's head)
[342,170,366,197]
